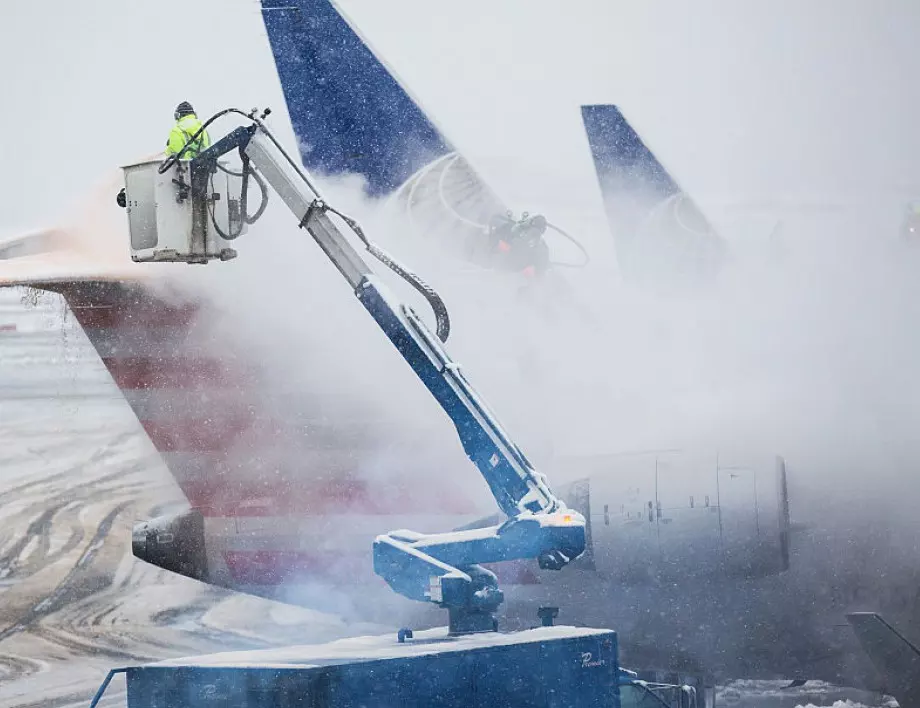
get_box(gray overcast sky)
[1,0,919,238]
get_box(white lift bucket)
[121,158,244,264]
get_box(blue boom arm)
[187,112,585,633]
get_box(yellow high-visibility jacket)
[165,113,211,158]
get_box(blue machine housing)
[260,0,452,196]
[92,627,620,708]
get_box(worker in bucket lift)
[165,101,211,159]
[481,212,551,277]
[116,102,211,208]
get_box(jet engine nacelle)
[132,508,209,582]
[555,453,790,584]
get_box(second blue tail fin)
[581,104,726,284]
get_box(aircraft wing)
[847,612,920,707]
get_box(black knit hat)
[175,101,195,118]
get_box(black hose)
[211,158,269,225]
[545,221,590,269]
[243,165,269,224]
[485,212,589,271]
[215,161,244,177]
[368,243,451,343]
[204,151,271,240]
[161,107,451,340]
[324,204,451,342]
[158,107,259,174]
[211,150,254,241]
[207,170,244,241]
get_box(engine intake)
[132,509,208,581]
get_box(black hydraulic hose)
[545,221,590,269]
[243,165,269,224]
[486,212,590,271]
[324,203,451,343]
[370,242,452,343]
[208,151,258,241]
[211,158,269,225]
[246,110,450,339]
[207,170,245,240]
[158,107,258,174]
[161,107,451,341]
[215,161,244,177]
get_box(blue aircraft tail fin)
[580,105,726,284]
[260,0,451,196]
[260,0,506,259]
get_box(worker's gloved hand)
[116,188,126,208]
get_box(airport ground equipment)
[120,107,586,635]
[88,625,699,708]
[112,107,704,708]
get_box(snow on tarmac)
[0,292,384,708]
[719,681,896,708]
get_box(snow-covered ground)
[0,300,388,708]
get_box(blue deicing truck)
[90,625,697,708]
[91,627,617,708]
